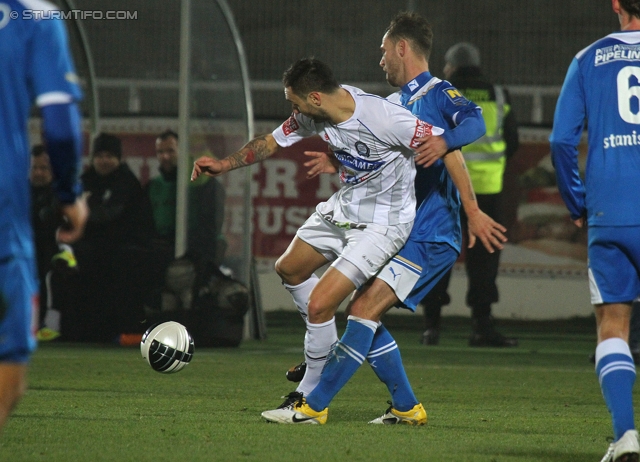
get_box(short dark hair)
[620,0,640,18]
[282,58,340,98]
[385,12,433,61]
[157,129,178,141]
[31,144,47,157]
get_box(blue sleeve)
[433,85,486,149]
[440,109,486,150]
[41,102,83,204]
[29,17,83,103]
[549,59,586,220]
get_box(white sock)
[283,274,319,321]
[44,309,61,332]
[296,317,338,396]
[44,271,61,331]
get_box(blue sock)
[306,316,377,411]
[367,323,418,412]
[596,338,636,440]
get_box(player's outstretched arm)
[191,133,281,181]
[303,150,339,179]
[442,150,507,253]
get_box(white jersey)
[272,85,443,227]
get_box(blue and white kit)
[0,0,82,361]
[377,71,486,310]
[550,30,640,304]
[272,84,445,282]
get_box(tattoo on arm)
[227,135,273,169]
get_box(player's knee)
[275,255,310,286]
[274,256,293,283]
[306,297,334,323]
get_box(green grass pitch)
[0,312,632,461]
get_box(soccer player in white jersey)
[550,1,640,460]
[261,12,507,426]
[192,57,448,398]
[0,0,88,433]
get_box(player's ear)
[397,39,406,57]
[308,91,322,106]
[612,0,621,14]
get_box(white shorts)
[296,212,412,281]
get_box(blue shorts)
[376,240,459,312]
[588,226,640,305]
[0,257,38,362]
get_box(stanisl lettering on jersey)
[603,130,640,149]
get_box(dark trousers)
[61,241,148,342]
[422,193,502,328]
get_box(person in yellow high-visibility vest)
[422,42,520,347]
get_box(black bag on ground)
[146,258,249,347]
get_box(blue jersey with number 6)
[550,31,640,226]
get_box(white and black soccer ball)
[140,321,194,373]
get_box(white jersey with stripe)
[272,85,443,228]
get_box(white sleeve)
[271,113,316,148]
[383,103,444,152]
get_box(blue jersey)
[390,71,485,249]
[550,31,640,226]
[0,0,82,260]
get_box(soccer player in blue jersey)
[550,1,640,460]
[261,11,507,425]
[0,0,87,433]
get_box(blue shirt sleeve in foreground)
[549,58,587,221]
[41,102,83,204]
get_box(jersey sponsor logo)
[333,150,383,173]
[595,44,640,66]
[354,141,370,157]
[442,87,469,105]
[410,120,433,148]
[282,115,299,136]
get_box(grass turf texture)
[0,312,629,461]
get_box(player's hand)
[57,195,88,244]
[191,156,225,181]
[414,135,448,168]
[465,209,507,253]
[573,217,585,228]
[303,151,338,178]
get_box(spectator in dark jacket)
[69,133,154,342]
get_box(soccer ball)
[140,321,194,373]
